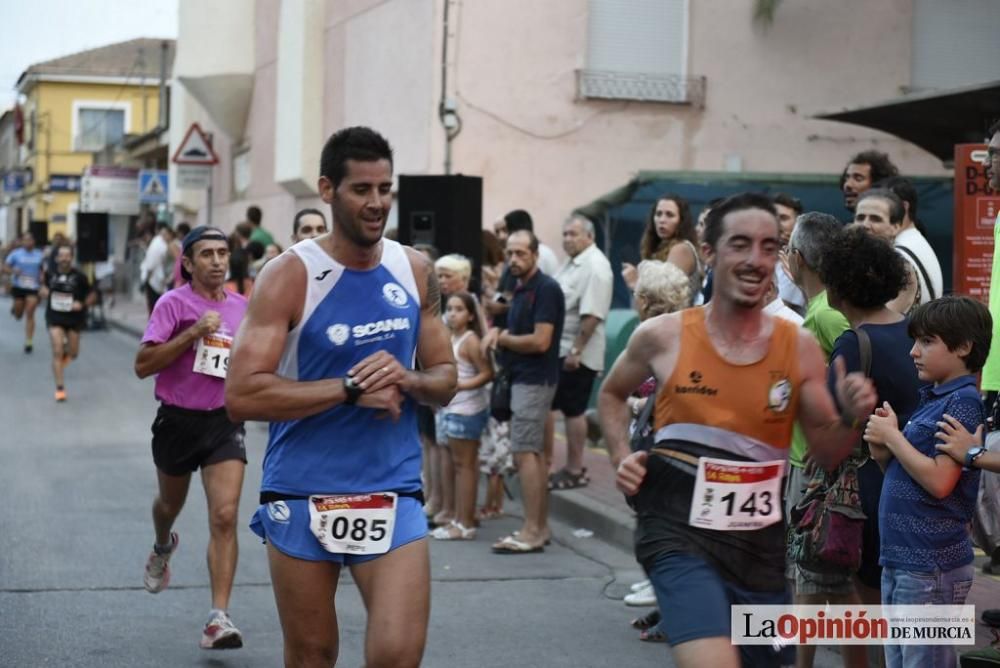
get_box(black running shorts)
[151,404,247,476]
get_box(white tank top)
[445,330,488,415]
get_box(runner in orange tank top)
[599,193,877,668]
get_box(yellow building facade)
[13,39,173,240]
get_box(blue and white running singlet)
[261,237,422,496]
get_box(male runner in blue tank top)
[226,126,457,668]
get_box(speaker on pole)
[397,175,483,294]
[77,212,109,262]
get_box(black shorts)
[151,404,247,476]
[11,287,39,300]
[551,361,598,418]
[417,405,437,441]
[47,313,85,331]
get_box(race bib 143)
[689,458,784,531]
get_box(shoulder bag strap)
[896,245,937,302]
[854,326,872,378]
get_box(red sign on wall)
[954,144,1000,302]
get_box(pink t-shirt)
[141,284,248,410]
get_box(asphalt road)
[0,297,683,667]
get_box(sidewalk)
[104,297,1000,653]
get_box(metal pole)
[206,133,213,227]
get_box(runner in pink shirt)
[134,226,249,650]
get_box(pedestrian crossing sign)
[139,170,169,204]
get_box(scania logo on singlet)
[327,319,411,346]
[327,324,351,346]
[675,369,718,396]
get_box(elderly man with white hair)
[547,215,613,492]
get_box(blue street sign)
[49,173,81,192]
[2,172,26,194]
[138,170,169,204]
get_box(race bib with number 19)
[193,334,232,378]
[688,457,784,531]
[308,493,397,555]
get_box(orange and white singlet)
[634,307,802,592]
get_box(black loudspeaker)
[397,175,483,294]
[77,212,109,262]
[29,220,48,248]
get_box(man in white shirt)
[547,216,613,491]
[140,222,176,314]
[879,176,943,306]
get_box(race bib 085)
[308,493,397,555]
[689,458,784,531]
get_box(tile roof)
[18,38,176,86]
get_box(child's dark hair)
[447,291,483,338]
[908,296,993,373]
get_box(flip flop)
[491,535,544,554]
[513,529,552,546]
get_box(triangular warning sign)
[172,123,220,165]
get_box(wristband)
[343,375,363,405]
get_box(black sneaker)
[24,343,32,354]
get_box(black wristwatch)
[343,375,363,405]
[965,446,986,469]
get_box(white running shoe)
[200,610,244,650]
[143,532,178,594]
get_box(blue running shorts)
[250,494,426,565]
[647,551,793,667]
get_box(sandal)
[548,467,590,491]
[639,626,667,643]
[630,609,661,630]
[430,521,476,541]
[491,535,545,554]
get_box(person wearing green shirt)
[783,212,850,602]
[980,121,1000,399]
[786,212,850,467]
[246,205,274,248]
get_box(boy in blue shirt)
[864,295,991,668]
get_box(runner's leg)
[65,328,80,361]
[351,539,430,668]
[267,543,341,667]
[201,459,245,610]
[48,326,66,389]
[671,637,740,668]
[23,294,38,344]
[153,469,193,546]
[11,296,24,319]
